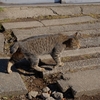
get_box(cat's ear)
[74,32,81,38]
[75,32,78,37]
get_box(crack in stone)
[49,8,59,15]
[80,7,83,14]
[38,20,46,27]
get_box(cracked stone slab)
[41,16,96,26]
[2,16,96,30]
[50,6,81,15]
[0,6,81,20]
[2,21,43,30]
[43,57,100,77]
[57,69,100,97]
[0,7,56,20]
[0,57,27,96]
[12,22,100,40]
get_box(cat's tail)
[10,42,19,54]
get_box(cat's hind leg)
[7,54,17,74]
[7,49,24,74]
[7,61,14,74]
[51,48,64,68]
[28,55,45,72]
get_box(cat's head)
[10,42,19,54]
[64,32,80,49]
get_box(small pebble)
[42,87,50,93]
[46,97,55,100]
[52,91,63,100]
[42,93,50,99]
[28,91,38,99]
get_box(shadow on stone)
[0,58,17,74]
[14,59,44,78]
[63,87,75,99]
[0,58,53,77]
[39,59,55,71]
[0,25,5,32]
[0,59,9,73]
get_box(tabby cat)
[7,32,80,73]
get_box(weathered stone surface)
[0,12,8,20]
[80,37,100,48]
[82,6,100,14]
[0,7,56,20]
[57,80,69,93]
[12,22,100,40]
[0,33,4,54]
[2,16,96,30]
[50,6,81,15]
[63,22,100,32]
[2,21,43,30]
[41,16,95,26]
[12,26,64,40]
[57,69,100,97]
[0,57,27,96]
[43,57,100,77]
[40,47,100,60]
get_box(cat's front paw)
[8,70,12,74]
[41,68,46,72]
[34,66,46,72]
[59,62,64,67]
[54,62,64,68]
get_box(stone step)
[80,37,100,48]
[57,69,100,97]
[0,57,27,96]
[0,5,100,20]
[41,16,96,26]
[12,22,100,41]
[43,57,100,77]
[2,21,43,30]
[40,47,100,60]
[2,16,96,30]
[0,6,81,20]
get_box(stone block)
[41,16,96,26]
[12,22,100,41]
[43,57,100,77]
[2,21,43,30]
[57,69,100,97]
[1,7,56,20]
[50,6,81,15]
[82,6,100,14]
[0,57,27,96]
